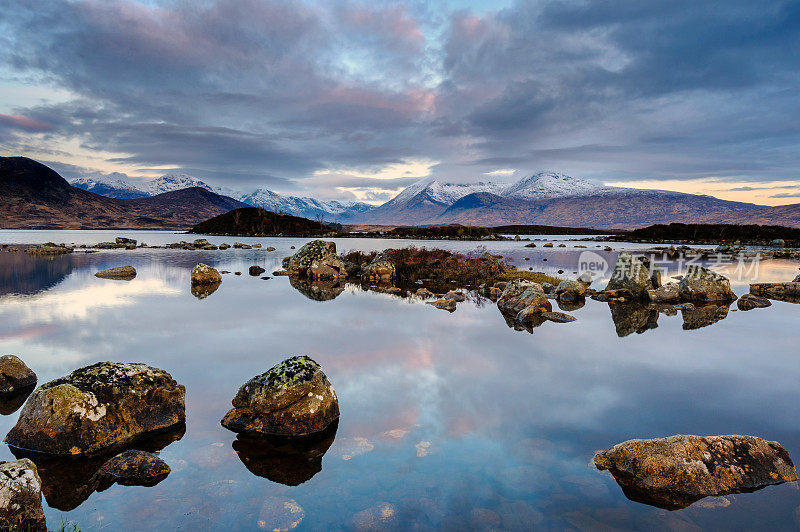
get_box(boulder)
[98,450,170,487]
[444,290,466,302]
[249,265,266,276]
[361,253,395,282]
[94,266,137,280]
[192,239,209,247]
[647,282,679,303]
[541,311,577,323]
[577,271,593,284]
[415,288,434,299]
[555,280,585,302]
[115,237,137,246]
[0,459,46,531]
[749,282,800,302]
[594,434,798,510]
[221,356,339,437]
[678,265,737,303]
[543,243,553,248]
[26,243,73,255]
[5,362,185,456]
[428,299,457,311]
[0,356,37,395]
[604,252,655,300]
[191,263,222,285]
[737,293,772,311]
[287,241,346,279]
[497,280,551,315]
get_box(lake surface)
[1,230,799,531]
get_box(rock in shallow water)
[98,449,170,486]
[498,280,551,315]
[678,265,737,303]
[0,355,37,395]
[0,458,46,531]
[737,293,772,311]
[94,266,136,280]
[221,356,339,437]
[5,362,185,456]
[191,263,222,285]
[594,434,798,510]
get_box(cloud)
[770,192,800,198]
[364,190,392,201]
[1,0,799,198]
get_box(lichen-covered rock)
[555,280,585,302]
[0,355,37,395]
[191,263,222,285]
[604,252,655,300]
[98,450,170,486]
[26,243,73,256]
[648,282,679,303]
[497,280,552,315]
[594,434,798,510]
[678,265,737,303]
[737,293,772,311]
[362,253,395,282]
[5,362,185,456]
[0,459,46,531]
[95,266,137,280]
[287,241,346,279]
[221,356,339,437]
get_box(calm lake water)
[1,230,799,531]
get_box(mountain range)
[1,157,246,229]
[71,174,373,222]
[6,157,800,229]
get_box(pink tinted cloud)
[339,3,425,51]
[0,114,53,132]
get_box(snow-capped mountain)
[71,174,374,221]
[70,174,149,199]
[501,171,604,200]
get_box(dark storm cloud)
[1,0,799,190]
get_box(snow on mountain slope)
[500,171,604,200]
[70,175,149,199]
[144,174,215,196]
[240,188,374,220]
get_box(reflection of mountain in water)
[608,302,659,337]
[10,423,185,511]
[0,251,85,296]
[232,420,337,486]
[288,277,344,301]
[682,304,731,330]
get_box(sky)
[1,0,799,205]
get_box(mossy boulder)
[5,362,185,456]
[594,434,798,510]
[191,263,222,285]
[221,356,339,437]
[287,241,346,279]
[678,265,737,303]
[555,280,585,302]
[604,252,656,300]
[0,355,37,395]
[362,253,395,282]
[497,280,551,316]
[0,459,46,531]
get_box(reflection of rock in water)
[0,384,36,415]
[608,302,659,337]
[10,423,185,511]
[556,298,585,312]
[289,277,344,301]
[232,419,337,486]
[499,308,546,334]
[682,304,730,330]
[0,251,85,296]
[191,280,221,299]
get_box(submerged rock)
[5,362,185,456]
[604,252,656,300]
[221,356,339,437]
[98,449,170,487]
[0,355,37,395]
[678,265,737,303]
[287,241,346,279]
[737,293,772,311]
[191,263,222,285]
[0,459,46,531]
[94,266,137,280]
[594,434,798,510]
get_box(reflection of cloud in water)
[0,278,179,322]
